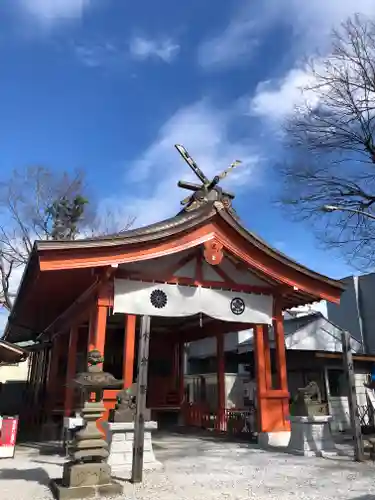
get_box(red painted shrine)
[4,196,344,441]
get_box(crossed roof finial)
[175,144,242,212]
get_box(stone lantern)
[50,350,124,499]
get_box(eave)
[4,203,345,343]
[33,203,344,305]
[0,339,29,365]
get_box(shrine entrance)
[93,237,283,438]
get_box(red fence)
[182,403,255,435]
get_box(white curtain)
[114,279,273,325]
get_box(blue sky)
[1,0,375,300]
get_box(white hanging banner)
[200,287,273,325]
[114,279,273,324]
[114,279,200,318]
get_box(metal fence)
[358,403,375,433]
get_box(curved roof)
[34,202,343,291]
[0,339,29,364]
[5,202,344,343]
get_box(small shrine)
[4,144,344,455]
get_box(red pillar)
[88,294,108,356]
[216,332,225,431]
[88,307,97,352]
[273,298,290,432]
[87,290,111,428]
[254,299,290,436]
[64,327,79,417]
[123,314,136,389]
[87,292,109,412]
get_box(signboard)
[63,416,84,430]
[0,416,19,458]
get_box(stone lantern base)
[287,415,339,457]
[103,421,162,478]
[49,399,124,499]
[50,463,123,499]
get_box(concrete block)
[258,431,291,448]
[105,421,161,475]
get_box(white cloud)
[129,36,180,63]
[73,42,121,68]
[198,0,375,72]
[248,1,375,123]
[73,37,180,70]
[285,0,375,47]
[198,19,256,69]
[100,100,261,227]
[18,0,92,24]
[250,68,319,122]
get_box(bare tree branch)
[0,166,135,311]
[278,14,375,269]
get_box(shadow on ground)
[17,441,65,456]
[0,467,50,486]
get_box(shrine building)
[3,147,344,446]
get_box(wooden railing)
[182,403,255,435]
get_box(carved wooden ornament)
[203,240,224,266]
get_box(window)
[328,369,348,397]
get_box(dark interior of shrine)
[103,310,219,382]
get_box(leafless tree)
[0,166,133,310]
[278,14,375,269]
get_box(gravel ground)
[1,433,375,500]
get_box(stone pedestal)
[258,431,291,448]
[103,421,161,478]
[50,465,123,500]
[287,415,339,457]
